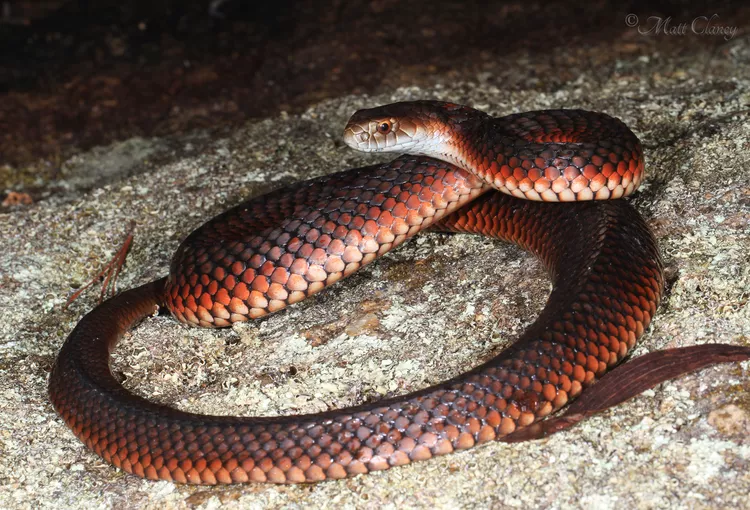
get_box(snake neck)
[428,117,492,182]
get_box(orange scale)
[322,220,337,234]
[377,211,394,228]
[563,166,580,181]
[376,229,395,244]
[324,256,345,273]
[617,161,628,175]
[267,283,289,301]
[229,298,249,315]
[328,239,346,256]
[589,173,607,192]
[248,291,268,309]
[232,282,250,301]
[287,274,308,292]
[544,167,560,180]
[183,307,198,325]
[230,261,244,276]
[381,197,397,211]
[342,246,363,263]
[551,177,569,193]
[581,164,598,180]
[344,230,363,247]
[305,229,320,244]
[267,246,283,261]
[249,254,264,269]
[290,258,309,275]
[297,243,313,259]
[500,165,513,178]
[309,248,328,266]
[352,216,367,230]
[592,186,610,200]
[405,195,422,210]
[570,155,585,167]
[252,276,270,293]
[271,267,289,285]
[212,303,230,320]
[362,220,379,237]
[207,280,219,295]
[418,187,434,202]
[239,269,256,285]
[396,191,411,203]
[359,237,379,254]
[622,171,633,187]
[199,293,213,311]
[192,283,203,299]
[429,180,446,195]
[306,265,328,282]
[286,238,303,253]
[570,175,590,194]
[391,203,408,218]
[260,261,276,277]
[534,178,551,193]
[518,178,534,192]
[434,167,455,183]
[278,253,294,268]
[215,288,231,306]
[488,160,500,175]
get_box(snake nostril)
[357,132,369,143]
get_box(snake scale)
[50,101,696,484]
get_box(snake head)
[343,100,488,155]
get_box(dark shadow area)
[1,0,748,168]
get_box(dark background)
[1,0,747,169]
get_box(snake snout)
[342,123,371,150]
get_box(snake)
[49,101,665,484]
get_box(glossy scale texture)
[49,104,663,484]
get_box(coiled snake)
[49,101,748,484]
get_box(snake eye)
[377,121,391,134]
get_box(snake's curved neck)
[429,117,490,181]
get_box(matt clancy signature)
[625,14,738,41]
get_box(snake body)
[49,102,663,484]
